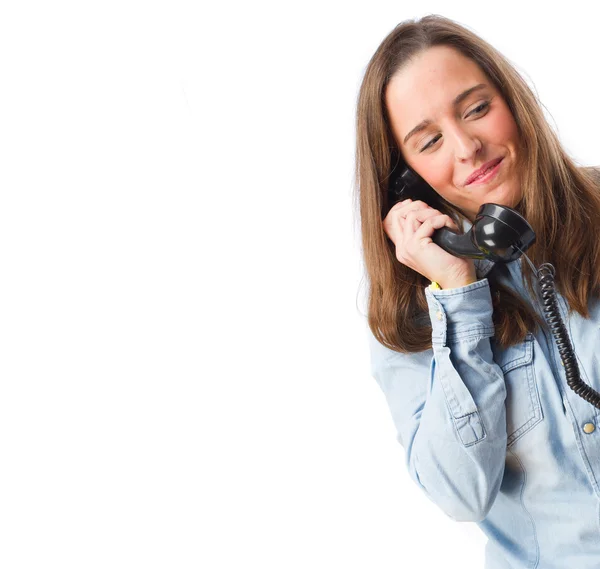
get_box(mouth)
[464,158,504,186]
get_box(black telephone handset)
[386,162,536,263]
[386,158,600,410]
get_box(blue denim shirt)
[368,257,600,568]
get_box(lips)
[464,158,503,186]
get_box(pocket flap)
[494,332,534,373]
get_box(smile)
[465,158,504,186]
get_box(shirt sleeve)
[368,278,507,522]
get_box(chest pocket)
[491,333,543,447]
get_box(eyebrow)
[402,83,488,145]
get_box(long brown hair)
[354,15,600,352]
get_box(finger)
[388,198,433,218]
[404,209,422,233]
[412,210,460,232]
[414,214,456,240]
[385,200,417,238]
[404,207,448,235]
[390,200,433,234]
[407,208,445,224]
[394,199,432,215]
[382,208,406,246]
[387,199,412,218]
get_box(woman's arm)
[369,278,507,522]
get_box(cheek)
[487,109,519,145]
[413,159,454,192]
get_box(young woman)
[355,15,600,568]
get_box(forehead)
[385,46,491,141]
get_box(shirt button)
[583,423,596,434]
[436,311,443,321]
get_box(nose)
[450,125,482,162]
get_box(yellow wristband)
[429,281,441,290]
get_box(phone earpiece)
[385,163,434,215]
[390,167,419,198]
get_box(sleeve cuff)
[425,278,495,347]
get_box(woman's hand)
[383,199,477,290]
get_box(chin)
[485,183,516,207]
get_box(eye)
[418,101,491,153]
[420,134,441,152]
[467,101,490,117]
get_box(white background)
[1,1,598,567]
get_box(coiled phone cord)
[522,256,600,410]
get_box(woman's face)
[385,45,522,221]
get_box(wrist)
[432,268,478,290]
[434,277,478,290]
